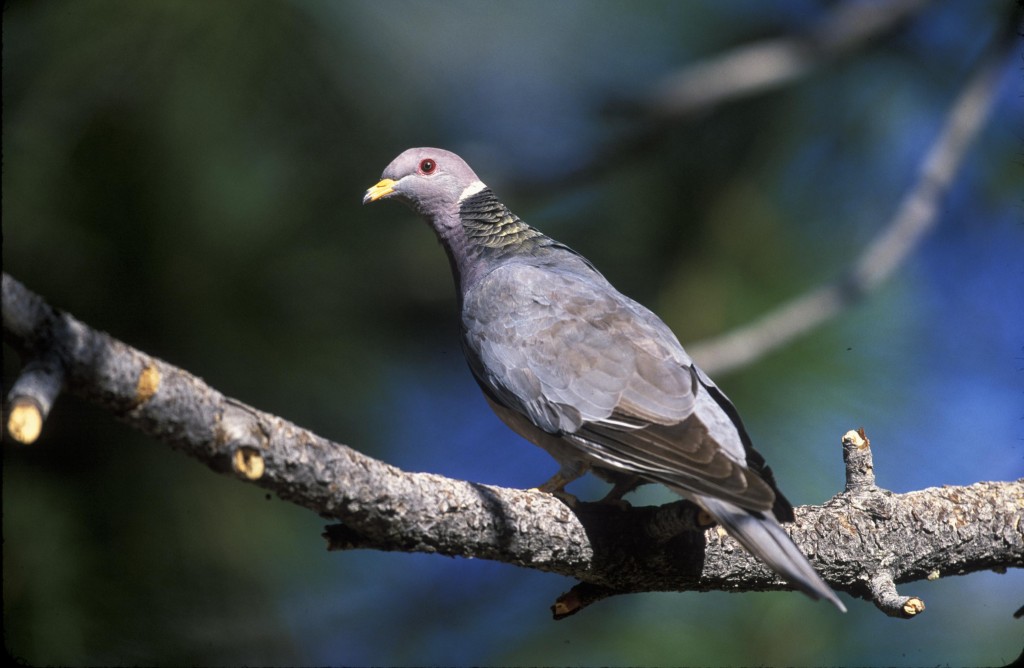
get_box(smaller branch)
[3,274,68,445]
[640,0,932,121]
[689,24,1014,375]
[844,428,923,618]
[516,0,933,195]
[4,353,65,444]
[842,428,876,492]
[868,570,925,619]
[552,582,619,620]
[4,350,65,442]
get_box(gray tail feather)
[688,493,847,612]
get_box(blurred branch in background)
[688,17,1016,375]
[530,0,934,192]
[4,273,1022,620]
[639,0,934,121]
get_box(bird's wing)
[462,261,777,511]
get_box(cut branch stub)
[4,353,65,444]
[868,569,925,619]
[842,428,877,492]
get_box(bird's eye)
[419,159,436,175]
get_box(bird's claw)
[529,486,580,508]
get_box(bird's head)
[363,147,486,220]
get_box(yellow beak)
[363,178,397,204]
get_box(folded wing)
[463,261,777,512]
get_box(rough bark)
[3,273,1022,619]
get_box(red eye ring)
[419,158,436,175]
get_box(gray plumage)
[364,147,845,612]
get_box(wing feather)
[463,261,777,512]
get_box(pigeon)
[363,147,846,611]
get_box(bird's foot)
[530,484,580,508]
[548,489,580,508]
[534,466,584,494]
[532,471,583,507]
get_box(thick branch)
[4,273,1022,618]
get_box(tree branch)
[686,11,1016,375]
[637,0,934,122]
[521,0,935,193]
[4,273,1022,619]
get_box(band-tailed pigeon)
[364,147,845,611]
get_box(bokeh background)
[3,1,1022,665]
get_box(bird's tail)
[686,493,847,612]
